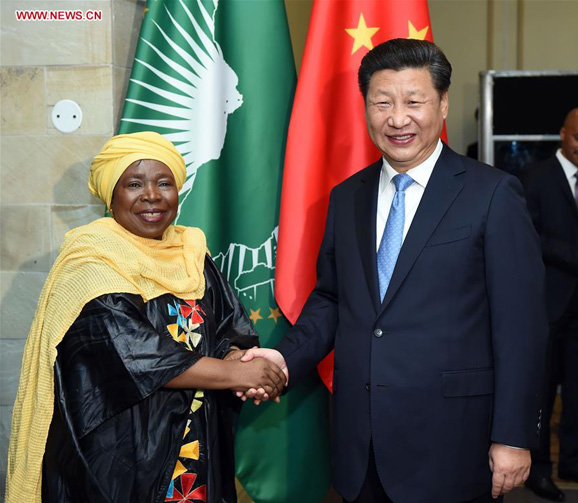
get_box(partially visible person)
[520,108,578,502]
[5,132,286,503]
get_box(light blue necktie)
[377,173,414,301]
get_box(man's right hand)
[229,357,286,401]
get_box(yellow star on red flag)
[407,21,429,40]
[345,13,380,55]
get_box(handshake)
[224,347,288,405]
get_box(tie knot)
[392,173,414,192]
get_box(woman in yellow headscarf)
[6,132,286,503]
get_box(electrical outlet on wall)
[51,99,83,133]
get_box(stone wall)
[0,1,144,496]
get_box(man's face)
[560,110,578,167]
[364,68,448,172]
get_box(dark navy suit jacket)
[277,145,548,503]
[519,155,578,323]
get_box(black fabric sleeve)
[56,293,199,439]
[203,255,259,359]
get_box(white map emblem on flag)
[120,0,243,210]
[213,227,278,302]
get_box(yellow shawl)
[6,217,207,503]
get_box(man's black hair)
[358,38,452,100]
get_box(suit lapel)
[553,158,578,222]
[379,146,466,316]
[354,160,382,313]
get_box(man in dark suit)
[243,39,548,503]
[520,108,578,502]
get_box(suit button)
[365,383,370,391]
[374,329,383,338]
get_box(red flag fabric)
[275,0,443,391]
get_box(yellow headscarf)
[6,133,207,503]
[88,131,187,210]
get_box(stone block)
[50,204,105,260]
[0,67,45,135]
[0,204,52,272]
[114,66,131,130]
[0,272,47,339]
[0,135,106,205]
[0,339,25,406]
[0,1,112,67]
[112,0,144,68]
[0,405,14,497]
[46,66,114,136]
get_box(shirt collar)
[556,148,578,180]
[381,140,443,189]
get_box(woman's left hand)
[224,348,270,402]
[226,346,283,404]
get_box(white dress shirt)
[376,140,443,251]
[556,148,578,195]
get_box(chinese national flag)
[275,0,443,391]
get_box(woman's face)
[111,159,179,240]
